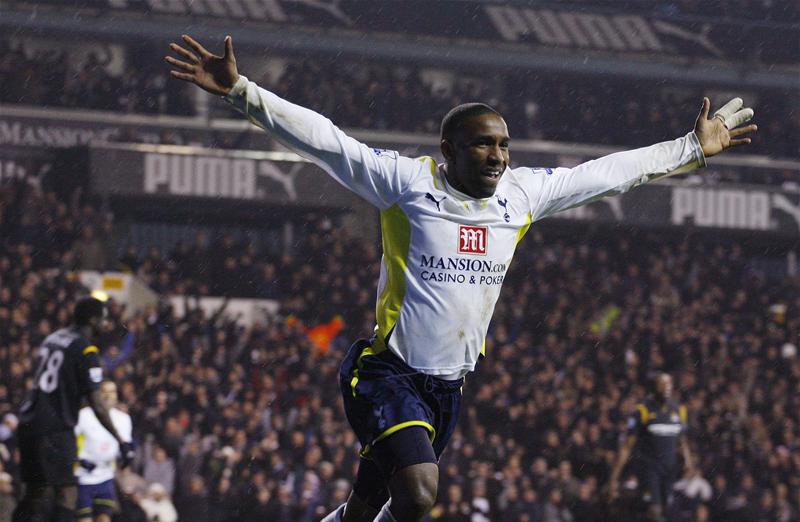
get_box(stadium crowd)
[263,60,798,160]
[0,177,798,522]
[0,39,192,116]
[2,37,797,163]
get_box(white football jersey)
[226,76,705,378]
[74,406,132,485]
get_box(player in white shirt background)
[165,35,757,522]
[74,381,133,522]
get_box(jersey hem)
[405,364,473,378]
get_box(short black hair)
[73,296,105,326]
[440,102,502,142]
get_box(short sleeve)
[679,404,688,434]
[627,404,648,436]
[79,345,104,394]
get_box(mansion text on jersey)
[420,255,507,274]
[419,255,507,285]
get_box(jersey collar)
[437,164,502,202]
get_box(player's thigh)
[12,483,53,522]
[78,480,118,520]
[48,432,79,487]
[16,482,53,504]
[350,427,439,513]
[641,468,666,507]
[370,426,437,478]
[18,430,77,487]
[77,483,95,520]
[373,427,439,503]
[55,485,78,508]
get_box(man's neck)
[71,324,93,340]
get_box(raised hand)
[165,35,239,96]
[694,97,757,158]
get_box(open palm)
[694,97,757,157]
[165,35,239,96]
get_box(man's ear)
[440,139,454,162]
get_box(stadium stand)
[2,37,797,161]
[0,38,193,116]
[1,1,797,520]
[0,178,797,521]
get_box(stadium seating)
[0,179,797,521]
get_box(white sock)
[320,503,346,522]
[372,501,398,522]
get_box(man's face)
[442,113,510,199]
[88,307,109,338]
[655,374,673,400]
[100,381,118,409]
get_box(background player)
[74,381,133,522]
[608,373,693,522]
[13,297,134,522]
[165,35,755,522]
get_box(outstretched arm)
[165,35,415,209]
[530,97,757,221]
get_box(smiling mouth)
[481,168,503,180]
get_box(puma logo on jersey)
[425,193,447,211]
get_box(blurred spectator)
[142,445,175,497]
[74,225,108,271]
[0,171,798,521]
[2,37,796,163]
[673,469,713,519]
[138,482,177,522]
[543,488,574,522]
[0,472,15,522]
[0,39,193,116]
[174,475,209,520]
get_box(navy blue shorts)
[77,479,118,517]
[339,339,463,464]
